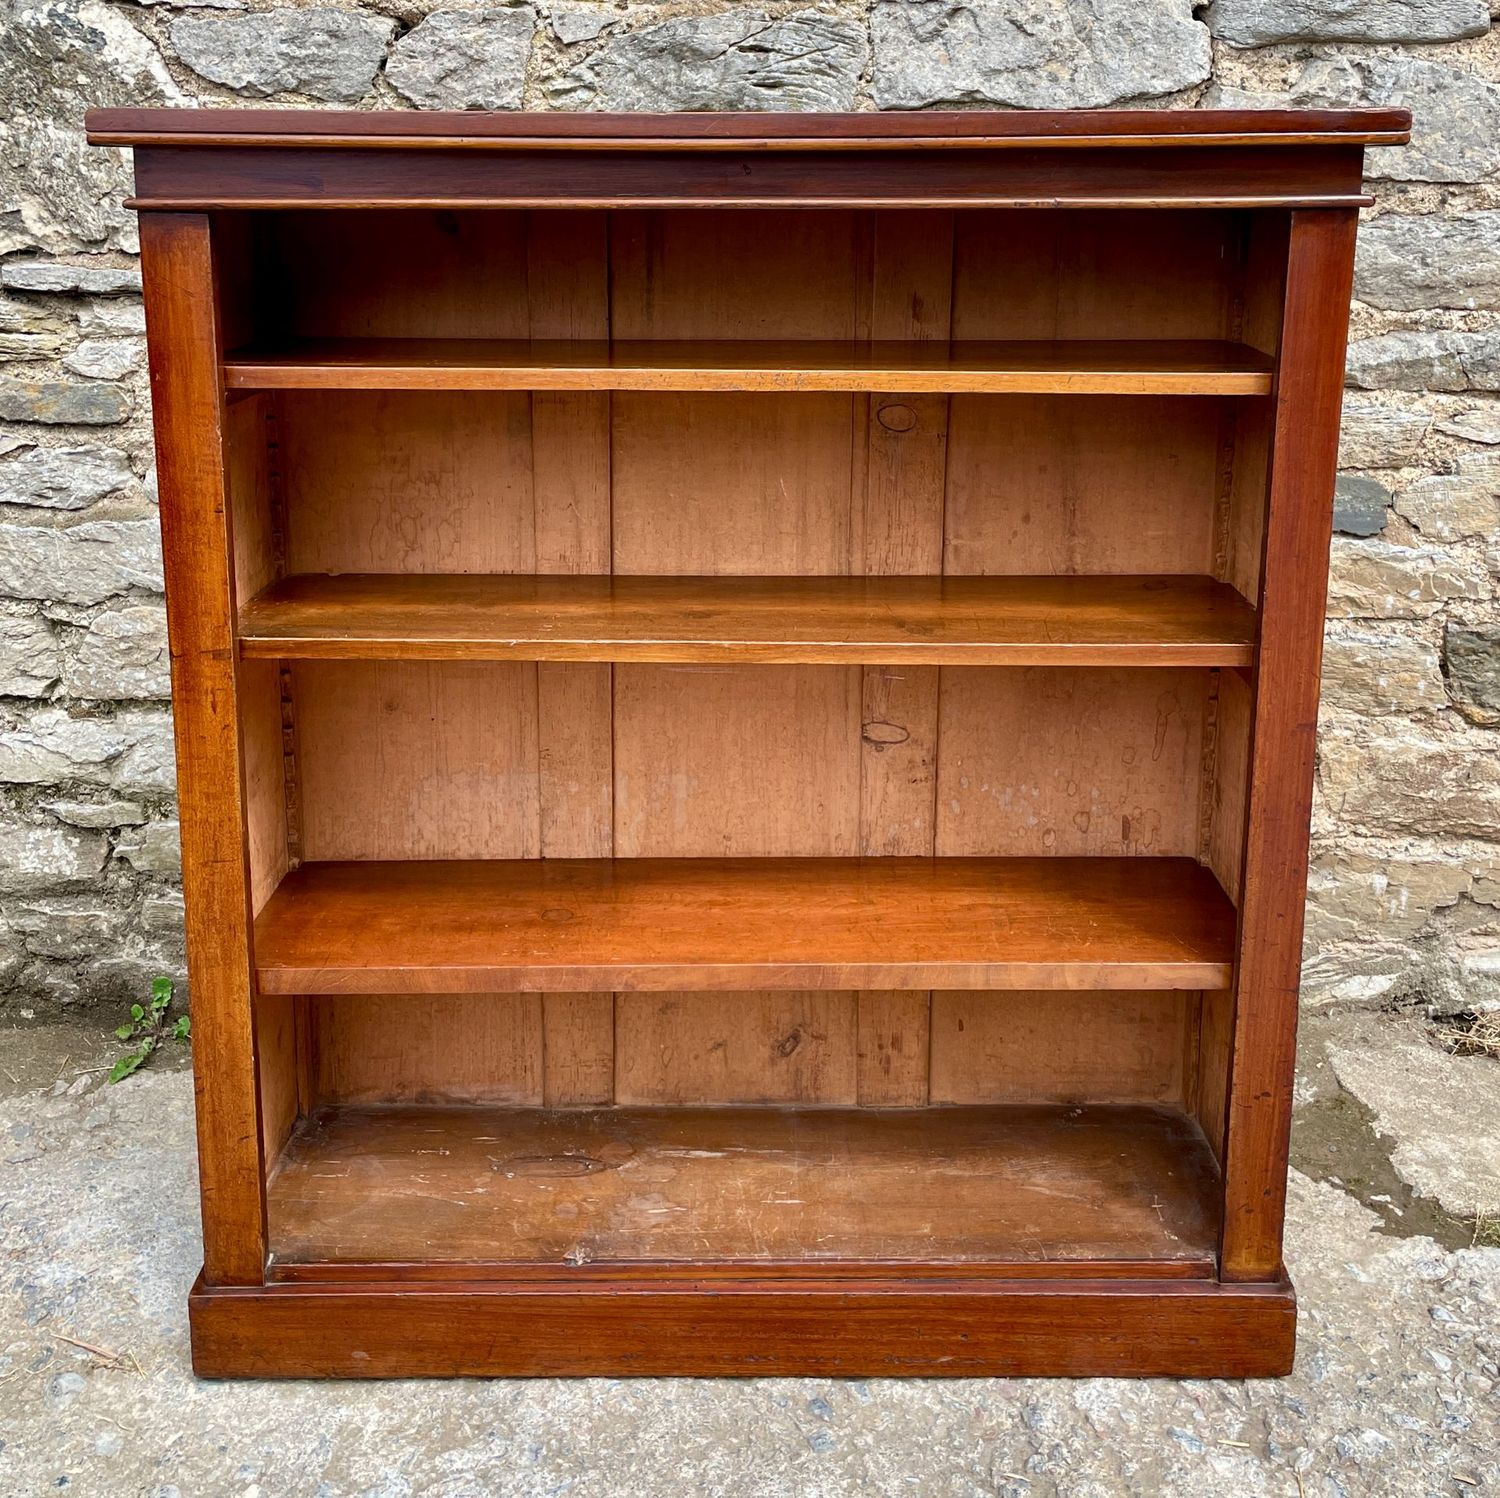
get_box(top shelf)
[223,338,1276,396]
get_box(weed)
[110,976,190,1083]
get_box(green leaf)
[151,976,173,1006]
[129,1004,144,1021]
[172,1016,191,1041]
[114,1023,135,1040]
[109,1050,146,1084]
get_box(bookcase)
[89,105,1408,1378]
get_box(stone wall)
[0,0,1497,1018]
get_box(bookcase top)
[89,107,1410,151]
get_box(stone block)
[1320,629,1444,716]
[549,9,867,110]
[0,520,163,604]
[0,379,129,425]
[170,7,393,102]
[1443,624,1500,725]
[0,446,133,509]
[871,0,1208,109]
[1327,538,1485,617]
[1355,212,1500,311]
[0,813,108,893]
[387,7,535,110]
[0,613,61,696]
[63,604,170,700]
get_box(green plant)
[110,976,190,1083]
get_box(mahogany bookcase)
[88,106,1408,1379]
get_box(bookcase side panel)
[140,212,268,1285]
[1221,208,1360,1281]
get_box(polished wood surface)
[1221,209,1360,1282]
[239,573,1257,665]
[254,857,1237,994]
[138,214,268,1286]
[267,1103,1220,1267]
[225,337,1273,394]
[189,1274,1297,1378]
[89,106,1411,149]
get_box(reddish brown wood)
[138,213,267,1285]
[1220,209,1360,1281]
[223,336,1274,394]
[121,142,1375,211]
[238,573,1258,666]
[189,1273,1297,1378]
[87,106,1410,149]
[266,1102,1221,1268]
[253,857,1238,995]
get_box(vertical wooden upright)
[1220,208,1360,1280]
[138,213,267,1285]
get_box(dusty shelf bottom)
[266,1102,1221,1270]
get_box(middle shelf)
[253,856,1237,995]
[238,573,1258,666]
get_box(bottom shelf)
[267,1102,1221,1271]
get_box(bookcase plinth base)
[189,1272,1297,1379]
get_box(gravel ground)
[0,1011,1496,1498]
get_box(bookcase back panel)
[266,388,1243,584]
[287,989,1204,1112]
[615,992,860,1106]
[929,991,1196,1106]
[950,211,1239,341]
[279,391,539,575]
[935,667,1208,859]
[942,396,1224,577]
[611,393,859,576]
[286,661,1213,864]
[246,208,1249,348]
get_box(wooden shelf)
[223,338,1275,395]
[267,1102,1222,1269]
[253,856,1236,994]
[238,573,1258,666]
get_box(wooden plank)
[859,665,940,856]
[310,994,543,1106]
[615,994,858,1106]
[189,1270,1297,1378]
[935,667,1209,858]
[1220,209,1361,1282]
[293,661,540,862]
[253,856,1237,995]
[856,992,930,1106]
[264,1103,1220,1267]
[89,105,1412,148]
[929,991,1194,1105]
[541,992,614,1107]
[138,212,267,1285]
[238,574,1259,666]
[613,664,862,858]
[224,337,1275,394]
[944,395,1224,577]
[126,141,1376,212]
[278,390,536,575]
[611,394,857,576]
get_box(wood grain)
[89,106,1411,149]
[224,337,1274,394]
[1220,209,1360,1282]
[266,1103,1220,1267]
[239,574,1258,666]
[189,1272,1297,1378]
[253,856,1237,994]
[138,212,268,1285]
